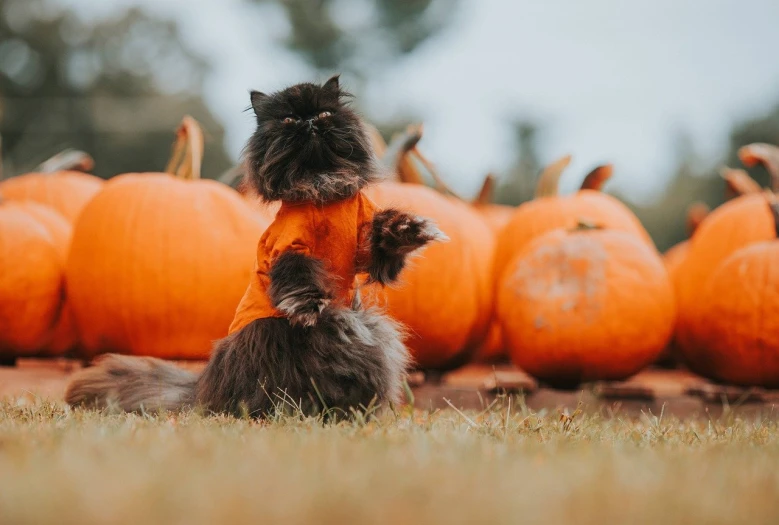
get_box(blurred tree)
[621,102,779,252]
[0,0,231,179]
[247,0,460,141]
[493,120,542,206]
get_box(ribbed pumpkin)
[66,117,270,360]
[690,193,779,386]
[372,132,499,367]
[665,168,760,290]
[494,157,655,281]
[497,222,675,386]
[363,181,494,369]
[0,150,103,223]
[674,144,779,367]
[0,200,69,358]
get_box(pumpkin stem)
[164,115,204,180]
[739,143,779,193]
[579,164,613,191]
[474,173,497,205]
[535,154,572,198]
[764,190,779,238]
[685,202,710,237]
[386,124,424,183]
[720,166,762,197]
[365,122,387,158]
[411,147,464,200]
[572,219,602,231]
[35,149,95,173]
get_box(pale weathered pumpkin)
[494,157,655,281]
[0,150,103,223]
[66,117,270,360]
[690,193,779,386]
[0,200,68,358]
[497,223,675,385]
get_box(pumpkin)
[0,200,70,358]
[0,150,104,223]
[66,116,270,360]
[367,130,498,368]
[363,181,495,370]
[674,144,779,366]
[497,222,675,386]
[493,156,655,282]
[689,192,779,386]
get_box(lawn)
[0,396,778,525]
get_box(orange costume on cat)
[228,192,378,334]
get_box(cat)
[65,75,446,419]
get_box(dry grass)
[0,395,778,525]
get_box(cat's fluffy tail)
[64,354,198,413]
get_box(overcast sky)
[66,0,779,203]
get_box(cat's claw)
[375,210,448,255]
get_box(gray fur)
[268,251,333,327]
[66,306,410,420]
[64,354,197,413]
[363,209,448,285]
[195,306,410,419]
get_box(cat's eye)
[318,111,332,119]
[282,117,297,124]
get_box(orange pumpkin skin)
[66,174,269,360]
[0,171,104,223]
[0,203,65,357]
[364,182,494,369]
[475,204,513,234]
[674,194,775,360]
[691,241,779,386]
[663,240,689,285]
[12,203,79,356]
[498,227,675,385]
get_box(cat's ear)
[250,91,267,115]
[322,74,340,93]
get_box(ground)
[1,394,778,524]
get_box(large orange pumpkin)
[66,117,270,360]
[497,222,675,386]
[363,182,494,369]
[674,144,779,367]
[690,192,779,386]
[375,133,502,366]
[0,150,103,223]
[494,157,655,281]
[0,200,69,359]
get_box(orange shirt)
[228,192,379,334]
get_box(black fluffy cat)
[65,75,445,419]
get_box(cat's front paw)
[277,293,330,327]
[374,210,448,255]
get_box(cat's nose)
[306,119,316,131]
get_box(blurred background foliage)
[1,0,778,250]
